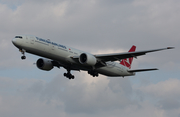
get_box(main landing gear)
[20,49,26,60]
[64,69,75,79]
[88,70,99,77]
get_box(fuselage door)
[25,36,29,44]
[50,40,55,51]
[51,44,55,51]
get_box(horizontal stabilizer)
[128,68,158,73]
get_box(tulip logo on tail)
[120,45,136,69]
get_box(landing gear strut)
[20,49,26,60]
[64,69,75,79]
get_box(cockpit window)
[15,36,23,39]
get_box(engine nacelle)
[79,53,97,66]
[36,58,53,71]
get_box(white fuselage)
[12,35,135,77]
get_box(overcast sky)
[0,0,180,117]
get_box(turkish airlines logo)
[120,45,136,69]
[120,58,133,69]
[125,58,131,65]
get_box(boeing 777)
[12,35,174,79]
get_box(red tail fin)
[120,45,136,69]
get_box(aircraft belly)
[96,67,121,77]
[96,66,134,77]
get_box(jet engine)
[79,53,97,66]
[36,58,53,71]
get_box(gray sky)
[0,0,180,117]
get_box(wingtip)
[167,47,175,49]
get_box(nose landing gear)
[20,49,26,60]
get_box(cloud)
[1,0,180,51]
[157,97,180,110]
[136,78,180,116]
[24,73,135,114]
[1,74,180,117]
[139,78,180,98]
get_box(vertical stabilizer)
[120,45,136,69]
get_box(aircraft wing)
[94,47,174,62]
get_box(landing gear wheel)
[67,74,75,80]
[21,56,26,60]
[64,73,67,77]
[70,75,74,79]
[63,69,75,79]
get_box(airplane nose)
[12,38,16,45]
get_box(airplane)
[12,35,174,79]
